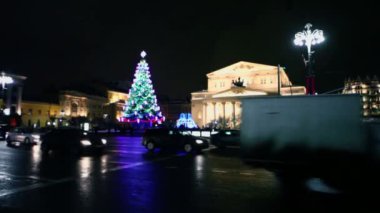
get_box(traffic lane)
[0,136,139,199]
[0,136,192,199]
[2,149,377,213]
[0,136,147,180]
[0,136,278,212]
[36,136,150,180]
[1,137,378,213]
[0,136,176,213]
[0,144,42,177]
[0,150,280,213]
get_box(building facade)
[1,72,130,128]
[21,101,61,127]
[60,91,91,118]
[106,90,129,121]
[0,72,27,115]
[19,89,129,128]
[342,76,380,117]
[191,61,305,129]
[59,90,129,121]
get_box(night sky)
[0,1,378,99]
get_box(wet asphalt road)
[0,135,379,213]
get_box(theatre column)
[212,102,216,121]
[232,101,236,128]
[222,102,226,129]
[203,102,207,127]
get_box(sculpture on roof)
[232,77,245,87]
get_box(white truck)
[240,94,380,190]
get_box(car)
[210,129,240,149]
[0,123,9,140]
[6,127,45,146]
[40,127,107,155]
[142,128,209,153]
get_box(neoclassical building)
[191,61,305,128]
[59,90,129,121]
[60,91,94,118]
[106,90,129,121]
[342,76,380,117]
[17,89,129,128]
[21,101,61,127]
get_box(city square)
[0,1,379,213]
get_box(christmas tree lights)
[123,51,163,125]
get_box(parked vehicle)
[240,94,380,190]
[40,127,107,155]
[210,130,240,148]
[142,128,209,153]
[0,123,10,140]
[6,127,45,146]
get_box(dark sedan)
[210,130,240,149]
[40,127,107,155]
[142,128,209,153]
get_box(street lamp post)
[0,72,14,90]
[0,71,15,138]
[294,23,325,95]
[0,71,14,111]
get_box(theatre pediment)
[212,88,267,98]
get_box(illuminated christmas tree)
[123,51,163,125]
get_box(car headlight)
[80,140,92,146]
[32,134,40,139]
[101,139,107,145]
[195,139,203,144]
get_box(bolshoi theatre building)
[191,61,306,129]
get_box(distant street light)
[294,23,325,95]
[0,72,14,89]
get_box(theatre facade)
[191,61,305,129]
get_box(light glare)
[294,23,325,54]
[81,140,92,146]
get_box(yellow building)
[21,101,61,127]
[59,90,129,121]
[19,89,129,128]
[59,90,107,120]
[108,90,129,104]
[106,90,129,121]
[191,61,305,129]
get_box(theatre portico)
[191,61,305,128]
